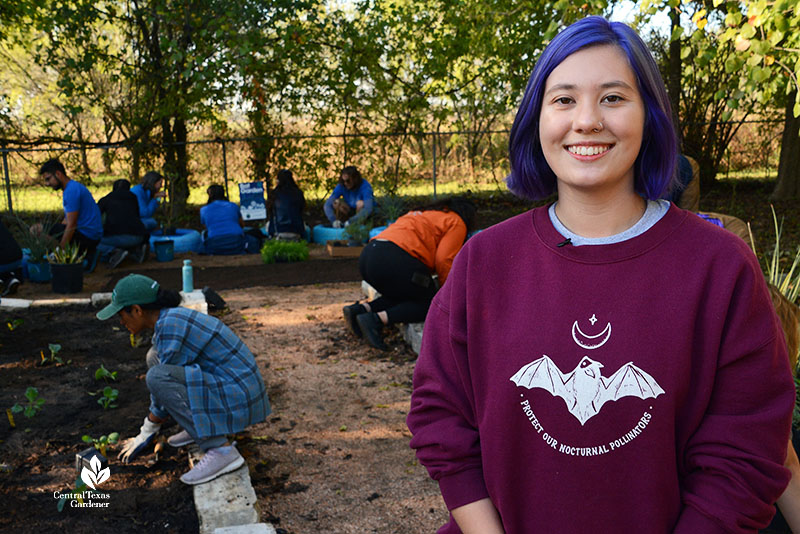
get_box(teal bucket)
[153,240,174,262]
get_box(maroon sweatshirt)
[407,204,793,533]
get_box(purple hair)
[507,16,677,200]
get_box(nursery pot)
[50,262,84,294]
[27,261,51,283]
[153,240,175,262]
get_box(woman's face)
[118,306,146,334]
[341,172,357,190]
[538,45,644,197]
[155,179,163,192]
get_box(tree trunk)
[172,116,189,217]
[772,92,800,200]
[667,6,682,142]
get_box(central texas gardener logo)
[80,455,110,490]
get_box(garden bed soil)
[0,282,447,534]
[0,304,198,533]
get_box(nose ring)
[593,122,603,132]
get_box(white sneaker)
[167,429,195,447]
[179,444,244,485]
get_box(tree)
[707,0,800,198]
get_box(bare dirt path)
[220,282,448,534]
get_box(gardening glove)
[343,220,350,227]
[332,220,343,229]
[118,416,161,463]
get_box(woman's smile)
[539,44,644,197]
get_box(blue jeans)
[142,218,158,231]
[146,363,227,451]
[97,234,145,261]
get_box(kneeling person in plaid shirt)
[97,274,271,485]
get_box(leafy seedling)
[57,478,94,512]
[39,343,69,366]
[97,386,119,410]
[82,432,120,457]
[11,387,45,419]
[7,319,23,331]
[94,364,117,382]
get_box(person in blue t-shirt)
[130,171,165,231]
[200,185,259,255]
[323,166,374,227]
[39,159,103,259]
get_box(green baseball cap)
[96,274,160,320]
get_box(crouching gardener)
[96,274,270,485]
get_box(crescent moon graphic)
[572,321,612,350]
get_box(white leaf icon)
[81,466,98,490]
[80,455,111,490]
[95,467,110,486]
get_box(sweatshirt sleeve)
[348,181,374,224]
[675,254,793,532]
[407,252,490,510]
[323,184,343,223]
[133,186,158,218]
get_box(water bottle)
[182,259,194,293]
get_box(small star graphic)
[589,314,598,325]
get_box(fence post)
[221,140,230,200]
[2,146,12,214]
[432,132,437,200]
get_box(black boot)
[343,303,367,338]
[356,312,388,351]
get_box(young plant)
[57,478,94,512]
[81,432,120,457]
[97,386,119,410]
[379,195,405,223]
[39,343,68,365]
[94,364,117,382]
[343,221,371,244]
[762,206,800,304]
[7,319,23,331]
[260,239,310,264]
[12,213,58,261]
[11,387,45,419]
[48,241,87,264]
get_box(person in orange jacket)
[342,196,476,350]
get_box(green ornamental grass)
[260,240,309,264]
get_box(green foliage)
[39,343,68,366]
[378,195,405,223]
[82,432,119,456]
[94,364,117,382]
[343,221,372,244]
[48,242,87,264]
[57,478,93,512]
[11,387,45,419]
[11,215,58,261]
[260,240,309,264]
[97,386,119,410]
[7,319,23,331]
[753,206,800,304]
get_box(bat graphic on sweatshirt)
[510,355,664,425]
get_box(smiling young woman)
[539,44,646,237]
[407,16,794,534]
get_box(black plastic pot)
[50,262,84,294]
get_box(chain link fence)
[0,118,784,215]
